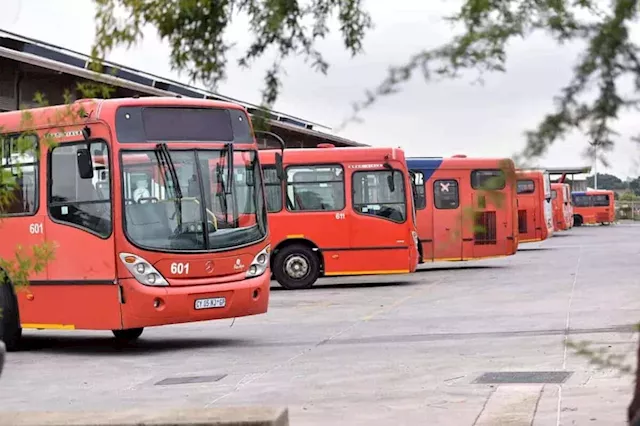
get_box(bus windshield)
[121,149,266,251]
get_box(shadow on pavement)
[416,265,506,273]
[271,280,415,291]
[15,334,250,356]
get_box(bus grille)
[518,210,527,234]
[475,211,497,245]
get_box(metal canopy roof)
[545,166,592,175]
[0,29,368,147]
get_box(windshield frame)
[118,147,268,254]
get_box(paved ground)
[1,223,639,425]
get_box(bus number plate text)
[194,297,226,310]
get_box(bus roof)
[571,189,614,195]
[516,169,545,179]
[260,146,407,164]
[0,97,248,132]
[407,156,515,170]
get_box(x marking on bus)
[440,182,450,192]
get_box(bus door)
[349,167,413,273]
[0,133,47,285]
[284,164,351,273]
[35,126,121,330]
[431,175,463,261]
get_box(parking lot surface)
[1,224,639,425]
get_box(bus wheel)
[274,245,320,290]
[112,328,144,342]
[0,279,22,352]
[573,215,583,226]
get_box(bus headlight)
[246,245,270,278]
[119,253,169,287]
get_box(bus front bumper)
[118,272,270,329]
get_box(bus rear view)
[260,145,419,289]
[516,170,554,243]
[407,155,519,262]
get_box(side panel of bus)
[19,124,121,330]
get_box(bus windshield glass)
[121,149,266,251]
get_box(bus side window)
[49,141,112,237]
[286,165,344,212]
[517,180,535,194]
[412,171,426,210]
[433,179,459,209]
[0,133,38,216]
[263,166,282,213]
[593,194,609,207]
[471,170,505,190]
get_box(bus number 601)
[170,262,190,275]
[29,223,44,234]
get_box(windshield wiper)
[215,162,229,226]
[219,143,237,227]
[155,143,183,226]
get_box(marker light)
[246,245,271,278]
[119,253,169,287]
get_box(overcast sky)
[2,0,639,179]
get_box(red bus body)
[516,170,554,243]
[571,189,615,226]
[551,183,573,231]
[0,97,272,348]
[407,156,519,262]
[259,146,419,289]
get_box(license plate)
[194,297,226,310]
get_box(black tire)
[573,215,583,226]
[112,328,144,341]
[273,244,320,290]
[0,278,22,352]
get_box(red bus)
[516,170,554,243]
[571,189,615,226]
[406,156,519,262]
[551,183,573,231]
[258,145,420,289]
[0,97,277,350]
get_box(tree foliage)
[91,0,640,167]
[92,0,372,108]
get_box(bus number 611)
[170,262,190,275]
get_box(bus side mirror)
[76,148,94,179]
[275,152,284,181]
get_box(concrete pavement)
[0,224,638,425]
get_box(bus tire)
[112,328,144,342]
[573,215,583,226]
[0,279,22,352]
[273,244,320,290]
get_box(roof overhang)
[545,166,592,175]
[0,30,366,147]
